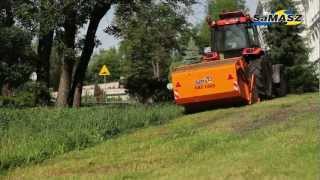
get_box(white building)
[256,0,320,63]
[301,0,320,63]
[51,82,130,102]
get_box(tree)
[0,27,37,97]
[86,48,124,84]
[0,0,15,27]
[55,2,78,107]
[183,38,201,64]
[109,0,194,103]
[264,0,318,92]
[37,0,56,95]
[1,0,62,104]
[49,46,62,91]
[68,0,115,107]
[208,0,246,19]
[195,0,246,50]
[54,0,110,107]
[0,1,38,98]
[1,0,195,106]
[69,0,194,106]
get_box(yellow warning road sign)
[99,65,111,76]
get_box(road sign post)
[99,65,111,103]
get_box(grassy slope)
[4,93,320,179]
[0,104,182,172]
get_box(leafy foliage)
[265,0,318,92]
[86,48,125,84]
[195,0,246,50]
[110,0,194,102]
[183,38,201,63]
[208,0,246,19]
[0,26,37,89]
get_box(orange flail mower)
[171,11,287,112]
[172,58,257,106]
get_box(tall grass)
[0,104,183,172]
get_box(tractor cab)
[203,11,263,61]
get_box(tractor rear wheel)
[248,58,273,100]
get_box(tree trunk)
[69,2,112,107]
[37,30,54,87]
[151,60,160,80]
[56,8,77,107]
[1,82,12,97]
[156,61,160,80]
[37,29,54,104]
[56,59,74,106]
[37,0,55,89]
[72,83,83,108]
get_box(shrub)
[0,82,51,108]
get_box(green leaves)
[0,26,36,88]
[110,1,194,102]
[209,0,246,20]
[195,0,246,50]
[87,48,124,83]
[265,0,317,92]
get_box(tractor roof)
[219,11,247,19]
[206,11,251,27]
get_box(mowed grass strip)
[0,104,183,173]
[3,93,320,179]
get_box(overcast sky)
[93,0,259,51]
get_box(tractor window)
[212,24,249,51]
[247,25,260,47]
